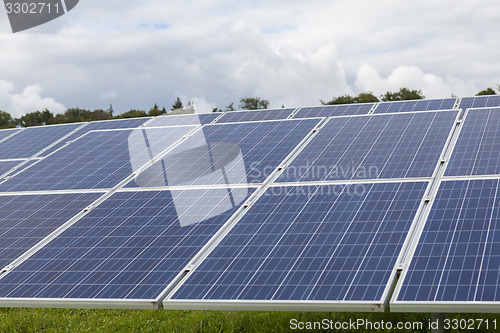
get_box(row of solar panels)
[0,95,499,312]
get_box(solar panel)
[459,95,500,110]
[0,161,22,177]
[293,104,374,119]
[277,111,457,183]
[0,123,82,159]
[0,187,254,306]
[0,192,101,269]
[42,117,152,156]
[0,128,21,143]
[373,98,457,114]
[0,126,195,192]
[126,119,321,188]
[145,114,218,127]
[392,179,500,312]
[445,108,500,177]
[216,109,296,124]
[168,182,428,311]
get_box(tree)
[15,109,55,127]
[63,108,92,123]
[239,97,270,110]
[356,92,379,103]
[321,92,379,105]
[226,103,235,111]
[91,109,112,121]
[476,88,497,96]
[0,110,15,128]
[321,94,357,105]
[171,98,183,111]
[119,109,147,118]
[380,88,424,101]
[148,103,165,116]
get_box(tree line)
[1,87,498,130]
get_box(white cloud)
[355,64,476,99]
[1,0,500,116]
[0,80,66,118]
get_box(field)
[1,308,500,332]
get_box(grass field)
[1,308,499,332]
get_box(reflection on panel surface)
[0,188,253,300]
[172,182,427,303]
[127,119,321,188]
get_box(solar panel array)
[0,95,500,313]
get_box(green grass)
[1,308,500,332]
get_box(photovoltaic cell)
[445,108,500,177]
[146,114,217,127]
[459,95,500,110]
[0,128,21,143]
[43,118,152,156]
[216,109,295,124]
[126,119,321,188]
[293,104,374,119]
[277,111,457,183]
[395,179,500,305]
[0,123,81,159]
[0,126,195,192]
[0,192,101,269]
[0,161,22,177]
[171,182,427,305]
[373,98,457,114]
[0,188,254,300]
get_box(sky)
[0,0,499,116]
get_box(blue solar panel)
[170,182,427,305]
[277,111,457,183]
[146,114,218,127]
[459,95,500,110]
[373,98,457,114]
[216,109,295,123]
[126,119,321,188]
[445,108,500,177]
[0,192,101,269]
[0,161,21,177]
[0,128,21,143]
[395,179,500,306]
[0,126,195,192]
[0,123,82,159]
[43,118,152,156]
[0,188,254,300]
[293,104,374,119]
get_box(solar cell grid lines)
[393,179,500,311]
[445,108,500,177]
[215,108,296,124]
[373,98,457,114]
[42,117,153,156]
[459,95,500,110]
[277,110,457,183]
[0,160,22,177]
[169,182,428,310]
[0,123,82,159]
[293,104,374,119]
[0,128,21,143]
[0,192,102,269]
[126,118,321,188]
[0,126,196,192]
[145,114,218,127]
[0,188,254,302]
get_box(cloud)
[1,0,500,116]
[355,64,477,99]
[0,80,66,118]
